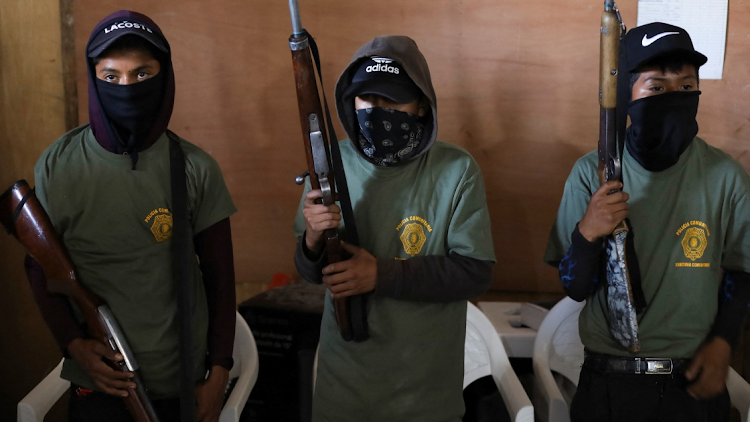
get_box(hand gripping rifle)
[287,0,369,342]
[598,2,644,353]
[0,180,161,422]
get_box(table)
[477,301,539,358]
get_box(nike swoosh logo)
[642,31,680,47]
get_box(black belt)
[584,353,691,375]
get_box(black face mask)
[355,107,424,166]
[626,90,700,172]
[95,72,164,154]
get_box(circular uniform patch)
[400,222,427,257]
[681,226,707,261]
[151,213,173,242]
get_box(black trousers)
[68,384,182,422]
[570,364,731,422]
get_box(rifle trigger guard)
[607,158,622,183]
[309,114,336,206]
[319,178,334,206]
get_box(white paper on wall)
[637,0,728,79]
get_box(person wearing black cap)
[27,10,237,421]
[544,22,750,421]
[293,36,495,421]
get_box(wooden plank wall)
[0,0,70,419]
[69,0,750,299]
[1,0,749,417]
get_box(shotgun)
[287,0,368,342]
[598,2,641,352]
[0,180,161,422]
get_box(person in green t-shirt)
[544,22,750,422]
[294,36,495,421]
[27,10,237,422]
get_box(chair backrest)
[532,297,585,422]
[17,359,68,422]
[728,366,750,422]
[219,311,260,422]
[536,298,585,386]
[229,311,259,380]
[466,302,534,422]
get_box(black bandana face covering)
[626,90,700,172]
[95,73,164,154]
[356,107,424,166]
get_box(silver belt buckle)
[645,358,672,374]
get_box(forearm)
[294,232,328,285]
[375,252,493,302]
[24,255,85,355]
[710,269,750,348]
[194,218,236,371]
[558,223,603,301]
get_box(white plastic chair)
[220,312,260,422]
[16,359,68,422]
[531,297,584,422]
[17,311,259,422]
[728,365,750,422]
[532,296,750,422]
[465,302,534,422]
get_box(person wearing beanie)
[293,35,495,421]
[27,10,237,421]
[544,22,750,421]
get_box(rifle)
[287,0,368,342]
[0,180,161,422]
[598,2,641,353]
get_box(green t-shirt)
[545,138,750,357]
[294,140,495,422]
[34,125,237,398]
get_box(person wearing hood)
[544,22,750,421]
[26,10,237,421]
[293,35,495,421]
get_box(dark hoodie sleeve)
[375,252,492,302]
[710,269,750,348]
[557,223,604,301]
[294,232,328,285]
[294,234,490,301]
[193,218,235,371]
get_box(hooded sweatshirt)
[335,35,438,163]
[293,35,495,422]
[86,10,175,169]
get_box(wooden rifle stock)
[287,1,354,341]
[598,1,623,186]
[0,180,161,422]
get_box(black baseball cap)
[622,22,707,73]
[87,17,168,58]
[343,56,423,104]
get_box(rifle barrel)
[288,0,304,35]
